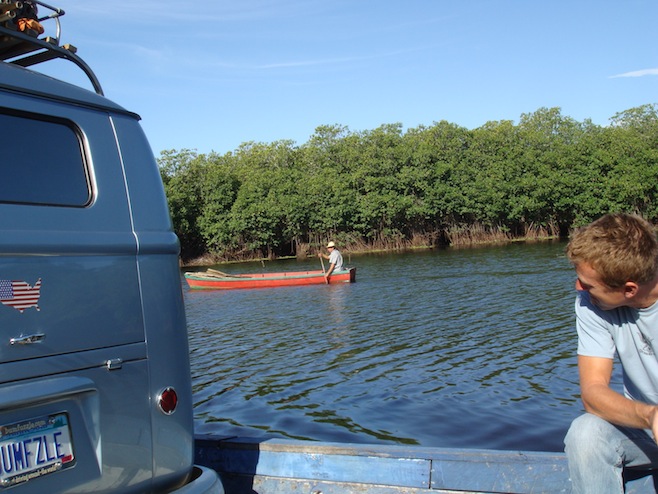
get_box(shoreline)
[180,235,562,269]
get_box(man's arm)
[579,355,658,438]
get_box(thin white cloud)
[257,47,418,70]
[610,68,658,78]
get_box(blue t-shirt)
[576,291,658,404]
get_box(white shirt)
[329,249,344,271]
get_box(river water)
[185,241,591,452]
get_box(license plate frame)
[0,413,75,488]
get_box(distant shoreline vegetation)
[159,105,658,264]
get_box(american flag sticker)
[0,279,41,313]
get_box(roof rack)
[0,0,103,95]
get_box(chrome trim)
[9,332,45,345]
[106,358,123,370]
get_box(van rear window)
[0,111,90,207]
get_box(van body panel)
[111,107,197,483]
[109,114,174,233]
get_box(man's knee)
[566,414,603,442]
[565,413,614,457]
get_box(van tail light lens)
[157,387,178,415]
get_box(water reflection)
[186,242,583,452]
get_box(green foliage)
[157,105,658,261]
[158,149,207,258]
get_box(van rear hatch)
[0,71,161,492]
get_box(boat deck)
[195,434,658,493]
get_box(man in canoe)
[318,241,344,280]
[564,213,658,493]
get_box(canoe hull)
[185,267,356,290]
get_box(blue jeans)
[565,413,658,493]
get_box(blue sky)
[35,1,658,157]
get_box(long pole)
[319,256,329,284]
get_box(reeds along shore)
[182,223,560,267]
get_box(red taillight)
[157,387,178,415]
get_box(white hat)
[327,241,335,248]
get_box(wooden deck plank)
[196,436,430,488]
[195,435,658,494]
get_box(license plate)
[0,413,75,488]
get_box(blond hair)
[566,214,658,287]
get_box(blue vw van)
[0,3,222,493]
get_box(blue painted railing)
[195,435,658,493]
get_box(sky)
[33,1,658,157]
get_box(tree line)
[158,105,658,262]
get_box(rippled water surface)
[185,242,585,452]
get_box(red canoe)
[184,267,356,290]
